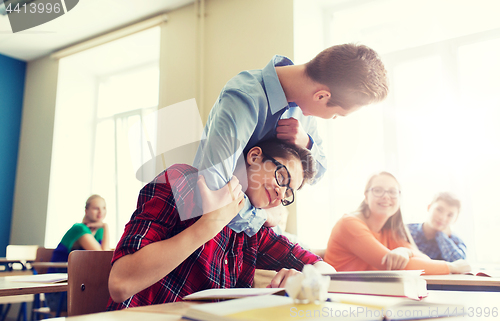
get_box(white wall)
[10,55,59,246]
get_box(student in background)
[107,139,335,309]
[324,172,470,275]
[194,43,389,237]
[46,194,110,311]
[407,192,466,262]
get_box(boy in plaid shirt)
[107,139,335,309]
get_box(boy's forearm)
[108,220,214,303]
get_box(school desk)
[0,258,33,271]
[0,275,67,297]
[423,274,500,291]
[30,262,68,270]
[44,290,500,321]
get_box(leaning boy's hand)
[276,118,311,149]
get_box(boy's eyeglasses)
[261,152,294,206]
[369,186,401,199]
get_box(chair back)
[67,250,114,316]
[34,247,55,274]
[6,245,38,261]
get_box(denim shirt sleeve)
[193,88,268,237]
[435,231,467,262]
[304,120,326,184]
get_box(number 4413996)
[5,2,62,14]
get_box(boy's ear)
[427,203,432,211]
[313,90,331,103]
[246,146,263,165]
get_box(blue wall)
[0,54,26,257]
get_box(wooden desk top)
[30,262,68,269]
[50,310,182,321]
[0,258,32,264]
[127,301,201,314]
[0,275,67,297]
[423,274,500,287]
[45,290,500,321]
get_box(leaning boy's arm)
[193,89,268,236]
[300,116,327,184]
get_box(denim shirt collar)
[262,55,297,115]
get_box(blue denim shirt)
[407,223,466,262]
[193,55,327,236]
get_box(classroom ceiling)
[0,0,194,61]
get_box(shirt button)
[224,259,228,264]
[246,229,251,234]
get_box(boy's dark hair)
[305,43,388,110]
[431,192,461,214]
[250,139,316,189]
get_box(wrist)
[446,262,455,274]
[193,215,223,243]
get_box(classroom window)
[46,27,160,248]
[295,0,500,267]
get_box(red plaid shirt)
[107,164,321,310]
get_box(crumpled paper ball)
[285,264,330,303]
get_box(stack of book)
[323,270,427,300]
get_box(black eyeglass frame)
[261,152,295,206]
[368,187,401,199]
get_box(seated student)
[324,172,470,275]
[46,194,110,311]
[107,139,335,309]
[407,192,466,262]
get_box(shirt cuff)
[226,195,267,236]
[307,134,314,150]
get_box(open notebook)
[183,288,286,301]
[463,270,500,278]
[182,293,464,321]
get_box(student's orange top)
[324,214,450,275]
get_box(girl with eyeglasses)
[324,171,470,274]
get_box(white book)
[183,288,286,300]
[324,270,427,300]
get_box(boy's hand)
[197,175,245,235]
[198,175,243,215]
[267,268,301,288]
[276,118,311,149]
[381,247,411,270]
